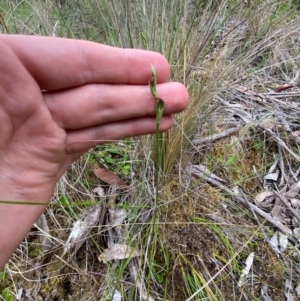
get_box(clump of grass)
[178,254,222,301]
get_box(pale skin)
[0,35,188,269]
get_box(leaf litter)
[189,79,300,299]
[63,205,101,256]
[98,244,142,263]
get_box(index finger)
[0,35,170,90]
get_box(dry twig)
[191,165,292,235]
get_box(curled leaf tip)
[149,65,157,98]
[151,65,156,77]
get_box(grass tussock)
[1,0,300,300]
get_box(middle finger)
[44,82,188,130]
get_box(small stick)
[193,126,243,145]
[272,189,300,223]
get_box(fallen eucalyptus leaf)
[16,288,23,301]
[293,228,300,239]
[254,191,274,206]
[93,186,105,197]
[260,117,276,130]
[285,180,300,198]
[238,252,255,287]
[269,231,288,255]
[290,198,300,208]
[285,278,294,301]
[273,84,294,93]
[63,206,101,256]
[98,244,142,263]
[295,283,300,296]
[94,168,129,189]
[110,288,122,301]
[261,285,272,301]
[35,213,52,252]
[108,208,127,227]
[264,171,279,182]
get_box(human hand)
[0,35,188,267]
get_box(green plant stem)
[147,66,165,299]
[149,65,164,211]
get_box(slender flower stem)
[149,65,164,207]
[146,66,165,298]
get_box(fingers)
[65,116,173,154]
[0,35,170,90]
[44,82,188,130]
